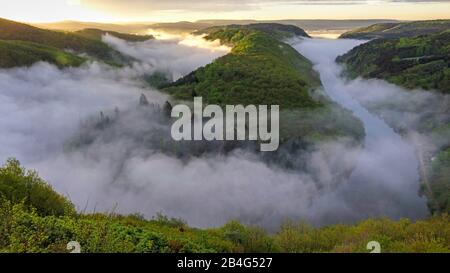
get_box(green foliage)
[144,71,172,88]
[219,221,276,253]
[0,17,130,67]
[340,19,450,39]
[0,160,448,253]
[0,40,86,68]
[0,158,76,217]
[428,148,450,214]
[74,28,153,42]
[164,28,321,108]
[338,29,450,214]
[165,24,364,152]
[273,217,450,253]
[196,23,310,43]
[337,31,450,93]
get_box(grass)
[1,159,448,253]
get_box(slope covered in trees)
[0,18,150,67]
[163,24,364,176]
[337,27,450,215]
[74,28,153,42]
[164,24,318,108]
[340,20,450,40]
[337,30,450,94]
[1,160,448,253]
[0,40,86,68]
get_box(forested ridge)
[0,18,152,67]
[164,24,320,108]
[337,30,450,94]
[340,20,450,40]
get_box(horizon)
[1,0,450,23]
[8,18,415,25]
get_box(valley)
[0,16,449,253]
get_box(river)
[292,38,428,223]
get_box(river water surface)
[292,38,428,223]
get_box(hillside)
[162,24,364,168]
[1,159,449,253]
[337,30,450,93]
[0,18,140,67]
[196,23,311,40]
[340,20,450,39]
[0,40,86,68]
[164,24,316,108]
[74,28,154,42]
[337,30,450,215]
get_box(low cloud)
[103,33,230,81]
[0,35,433,229]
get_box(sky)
[1,0,450,23]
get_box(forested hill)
[163,24,364,149]
[163,24,319,108]
[196,23,310,41]
[74,28,153,42]
[337,30,450,94]
[0,18,150,67]
[339,20,450,40]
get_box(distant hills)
[340,19,450,39]
[195,23,311,40]
[36,19,399,35]
[337,30,450,94]
[74,28,153,42]
[338,20,450,215]
[338,20,450,93]
[0,40,86,68]
[0,18,152,68]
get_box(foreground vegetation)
[1,159,449,253]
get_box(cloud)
[291,37,429,223]
[0,59,363,228]
[102,33,230,81]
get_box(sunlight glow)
[146,29,231,53]
[0,0,449,23]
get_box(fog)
[292,38,429,222]
[103,32,230,81]
[0,34,432,229]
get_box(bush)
[0,158,76,217]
